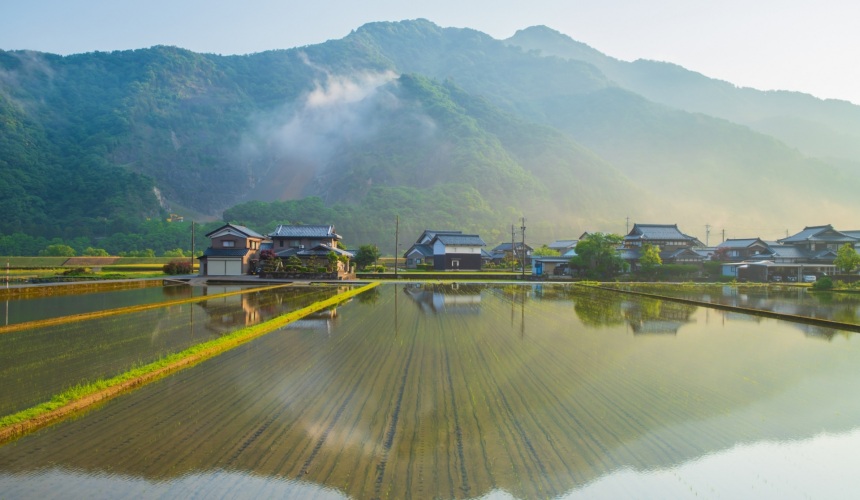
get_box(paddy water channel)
[2,283,860,498]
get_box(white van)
[803,275,817,283]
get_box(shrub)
[163,260,193,275]
[62,267,92,276]
[811,276,833,290]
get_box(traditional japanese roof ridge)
[269,224,341,239]
[717,238,769,249]
[766,246,810,259]
[433,234,486,246]
[625,223,696,242]
[415,229,463,244]
[492,242,534,252]
[205,223,265,239]
[548,239,578,250]
[778,224,858,244]
[405,244,434,258]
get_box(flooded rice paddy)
[2,283,860,498]
[0,284,343,415]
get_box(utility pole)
[520,217,526,280]
[626,216,630,234]
[394,215,399,279]
[705,224,711,247]
[511,224,516,272]
[722,229,726,243]
[190,221,195,274]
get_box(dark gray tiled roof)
[269,224,340,239]
[205,223,264,239]
[434,234,486,246]
[405,244,434,258]
[492,242,533,252]
[626,224,691,241]
[717,238,766,249]
[779,225,858,243]
[548,239,578,250]
[202,248,251,257]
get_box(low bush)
[811,276,833,290]
[163,260,193,275]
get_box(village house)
[490,242,534,266]
[403,230,486,271]
[622,223,705,270]
[199,223,266,276]
[714,238,772,261]
[718,225,860,281]
[266,224,352,273]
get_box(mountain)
[506,25,860,164]
[1,19,860,251]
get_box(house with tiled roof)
[269,224,342,251]
[622,223,705,268]
[404,230,486,270]
[491,242,534,266]
[547,239,578,254]
[266,224,352,273]
[715,238,772,261]
[199,223,266,276]
[777,225,859,254]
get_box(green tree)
[354,245,381,270]
[532,244,560,257]
[163,248,186,257]
[39,244,76,257]
[571,232,626,280]
[834,243,860,273]
[327,251,339,271]
[639,243,662,277]
[83,247,110,256]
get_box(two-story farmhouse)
[404,230,486,270]
[199,223,266,276]
[622,223,705,268]
[267,224,352,271]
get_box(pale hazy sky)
[2,0,859,105]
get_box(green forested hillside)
[2,19,860,255]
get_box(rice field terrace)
[2,282,860,498]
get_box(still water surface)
[0,285,342,415]
[2,283,860,498]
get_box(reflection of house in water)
[403,283,482,314]
[286,308,339,335]
[195,292,265,334]
[621,299,697,335]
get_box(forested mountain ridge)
[1,19,859,252]
[506,25,860,164]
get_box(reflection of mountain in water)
[403,283,482,314]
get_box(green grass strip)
[0,282,297,335]
[0,282,380,445]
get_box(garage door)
[226,260,242,276]
[208,259,227,276]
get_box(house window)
[451,259,460,268]
[223,240,235,248]
[279,240,284,248]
